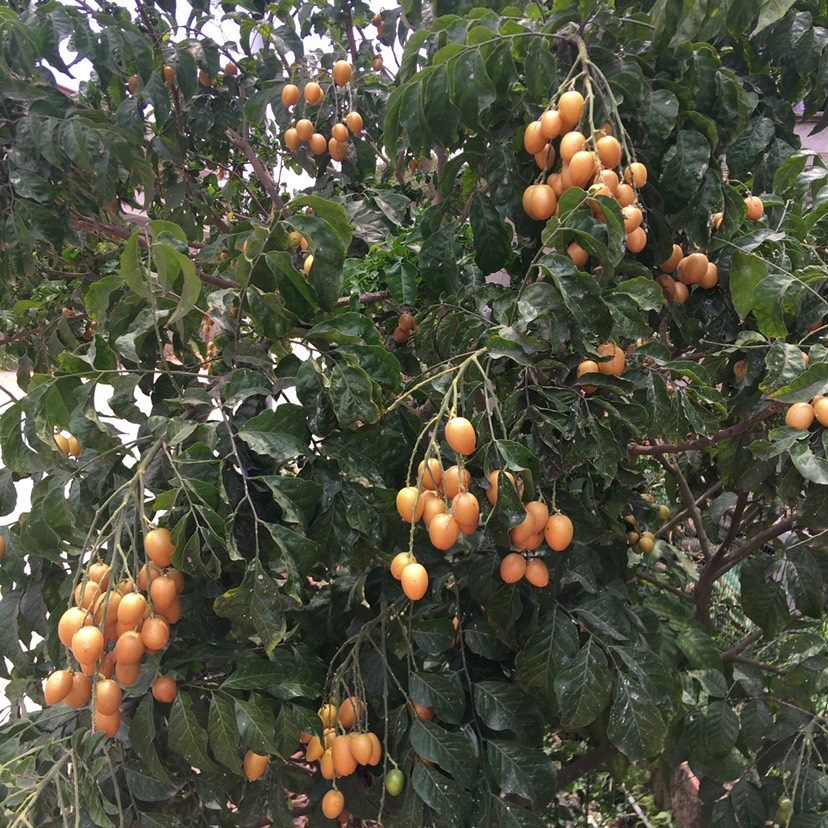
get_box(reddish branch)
[657,453,713,560]
[627,403,782,460]
[335,290,389,308]
[557,743,618,787]
[225,128,287,213]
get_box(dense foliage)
[1,0,828,826]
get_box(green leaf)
[329,363,382,429]
[770,363,828,402]
[409,719,478,789]
[208,693,243,774]
[729,779,766,827]
[740,558,789,636]
[753,0,797,34]
[168,692,219,772]
[706,700,741,757]
[129,695,157,764]
[410,672,466,725]
[257,476,321,529]
[222,650,322,700]
[470,190,511,274]
[790,440,828,484]
[485,740,556,805]
[607,675,667,761]
[661,130,711,213]
[411,762,472,825]
[490,796,547,828]
[237,410,308,465]
[234,695,277,755]
[473,681,543,745]
[554,639,613,729]
[120,232,149,298]
[288,213,348,311]
[386,260,419,306]
[449,48,495,131]
[612,278,663,311]
[423,64,461,146]
[0,468,17,516]
[419,222,459,296]
[213,559,287,654]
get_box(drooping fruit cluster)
[300,697,382,819]
[656,245,718,304]
[576,342,626,392]
[54,431,82,458]
[393,416,573,601]
[521,88,650,263]
[623,503,669,554]
[281,63,363,162]
[46,527,183,738]
[786,396,828,430]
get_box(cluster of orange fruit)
[128,60,238,95]
[785,396,828,430]
[45,528,182,737]
[713,195,765,228]
[281,62,363,162]
[521,90,650,261]
[392,311,417,344]
[391,417,574,600]
[54,431,82,458]
[299,698,382,821]
[576,342,626,392]
[656,245,718,304]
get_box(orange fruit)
[128,75,139,93]
[596,135,622,168]
[428,514,460,550]
[306,735,324,762]
[59,607,88,648]
[410,702,435,721]
[332,122,349,143]
[309,133,327,155]
[545,513,574,551]
[95,679,122,716]
[396,486,424,523]
[569,150,596,188]
[350,733,373,765]
[558,90,584,129]
[596,343,625,376]
[244,750,269,781]
[622,205,643,233]
[626,226,647,253]
[72,626,104,665]
[525,501,550,530]
[151,675,177,703]
[522,184,556,221]
[567,242,588,269]
[661,244,683,273]
[303,255,314,275]
[322,789,345,819]
[486,470,517,505]
[163,65,174,86]
[87,563,111,588]
[672,282,689,304]
[150,576,177,611]
[319,703,338,728]
[745,196,764,221]
[320,748,335,779]
[699,262,719,289]
[786,403,814,430]
[422,493,447,528]
[65,672,92,708]
[813,397,828,426]
[500,552,526,584]
[393,326,410,344]
[198,70,212,87]
[577,360,599,392]
[166,568,185,594]
[540,109,562,140]
[79,660,97,677]
[681,253,709,284]
[443,465,471,499]
[625,162,647,188]
[534,143,556,170]
[118,592,147,625]
[138,564,160,591]
[94,709,121,738]
[339,697,365,730]
[596,168,619,194]
[367,731,382,765]
[295,118,314,142]
[333,60,352,86]
[142,616,170,651]
[157,596,181,625]
[616,183,636,207]
[399,312,415,331]
[452,492,479,534]
[509,511,537,548]
[145,528,174,568]
[733,359,747,380]
[712,211,723,229]
[281,83,300,107]
[525,558,550,587]
[44,670,74,705]
[401,563,428,601]
[523,121,546,155]
[559,131,586,164]
[75,580,101,609]
[391,551,414,580]
[55,433,70,454]
[304,81,323,104]
[373,56,384,71]
[445,416,476,455]
[345,111,363,133]
[418,458,443,490]
[115,661,141,686]
[332,734,358,776]
[114,630,145,664]
[284,127,300,151]
[225,61,238,76]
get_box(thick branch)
[628,404,782,460]
[557,743,617,787]
[226,128,287,213]
[655,481,723,539]
[728,655,786,676]
[629,572,691,601]
[657,454,713,561]
[709,512,798,581]
[343,8,360,65]
[721,629,764,662]
[335,290,390,308]
[714,491,749,562]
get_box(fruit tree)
[1,1,828,826]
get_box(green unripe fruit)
[385,769,405,796]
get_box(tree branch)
[655,481,723,539]
[335,290,390,308]
[727,655,786,676]
[343,8,360,65]
[628,404,782,460]
[225,128,287,214]
[629,572,691,601]
[710,512,798,581]
[656,453,713,561]
[557,743,618,787]
[721,629,764,662]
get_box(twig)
[629,572,691,601]
[334,290,390,308]
[721,629,764,662]
[225,128,287,213]
[557,743,617,787]
[657,453,713,561]
[655,481,723,539]
[628,404,782,460]
[728,655,786,676]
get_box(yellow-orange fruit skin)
[65,672,92,708]
[500,552,526,584]
[350,733,373,765]
[144,528,174,568]
[662,244,683,273]
[545,514,574,552]
[368,731,383,765]
[94,679,122,716]
[525,558,550,587]
[152,675,178,703]
[338,697,365,730]
[391,552,414,580]
[244,750,269,782]
[786,402,815,430]
[332,735,358,777]
[59,607,88,648]
[115,661,141,687]
[443,466,471,499]
[813,397,828,427]
[323,789,346,819]
[94,709,121,738]
[72,626,104,665]
[401,563,428,601]
[44,670,74,705]
[396,486,425,523]
[596,343,625,376]
[445,417,476,455]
